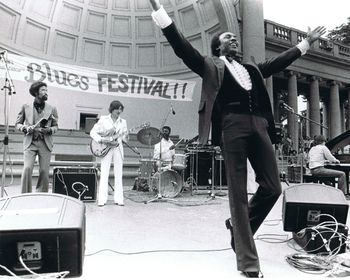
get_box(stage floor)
[2,182,350,280]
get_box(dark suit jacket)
[162,23,302,145]
[15,103,58,151]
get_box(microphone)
[170,105,176,115]
[281,102,294,112]
[134,146,141,156]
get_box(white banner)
[0,53,196,101]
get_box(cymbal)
[137,127,161,145]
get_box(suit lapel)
[213,57,225,86]
[26,105,34,125]
[213,57,247,91]
[42,103,52,120]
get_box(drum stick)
[169,138,184,151]
[174,138,184,147]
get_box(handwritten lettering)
[25,62,89,90]
[97,73,180,100]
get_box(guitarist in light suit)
[149,0,325,277]
[15,81,58,193]
[90,100,128,207]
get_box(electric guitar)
[90,122,149,158]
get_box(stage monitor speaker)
[0,193,85,277]
[53,167,97,202]
[283,183,349,232]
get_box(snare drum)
[139,159,155,178]
[151,170,183,198]
[172,154,187,171]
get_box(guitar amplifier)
[53,167,97,202]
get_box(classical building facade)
[0,0,349,151]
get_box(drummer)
[153,126,175,171]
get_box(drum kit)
[136,126,185,202]
[135,126,226,202]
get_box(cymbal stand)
[184,148,197,195]
[1,51,16,198]
[207,150,216,199]
[215,152,227,197]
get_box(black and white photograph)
[0,0,350,279]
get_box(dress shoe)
[225,218,235,252]
[243,271,264,278]
[115,203,124,206]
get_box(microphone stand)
[122,140,141,158]
[1,51,16,198]
[145,106,177,204]
[283,105,327,183]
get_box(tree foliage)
[327,17,350,45]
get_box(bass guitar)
[90,122,149,158]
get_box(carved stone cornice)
[284,70,300,79]
[307,75,322,83]
[327,80,342,88]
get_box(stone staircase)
[0,125,182,188]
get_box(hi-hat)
[137,127,161,145]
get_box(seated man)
[153,126,175,171]
[308,135,346,194]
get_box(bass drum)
[151,170,183,198]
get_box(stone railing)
[265,20,350,61]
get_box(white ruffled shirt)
[220,56,252,90]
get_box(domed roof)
[0,0,239,74]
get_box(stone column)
[286,71,299,152]
[340,103,345,133]
[306,102,310,137]
[266,76,274,114]
[348,88,350,130]
[241,0,265,62]
[329,81,342,138]
[309,76,321,138]
[321,102,329,138]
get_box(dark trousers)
[221,113,282,272]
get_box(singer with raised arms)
[149,0,326,278]
[90,100,128,207]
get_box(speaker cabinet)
[0,193,85,277]
[184,152,226,186]
[53,167,97,202]
[283,183,349,232]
